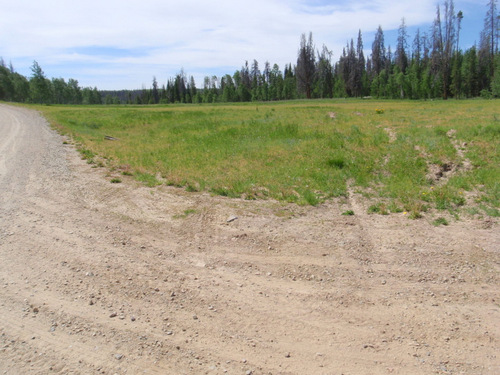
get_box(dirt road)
[0,104,499,374]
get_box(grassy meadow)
[37,99,499,217]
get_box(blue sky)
[0,0,489,90]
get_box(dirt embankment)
[0,104,499,374]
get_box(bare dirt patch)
[383,127,397,143]
[1,104,499,374]
[419,129,474,186]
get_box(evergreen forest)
[1,0,499,105]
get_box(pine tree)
[430,1,456,99]
[314,45,334,98]
[251,59,262,101]
[282,64,297,100]
[51,77,66,104]
[491,54,500,96]
[451,50,463,98]
[0,63,14,101]
[442,0,456,99]
[371,26,386,76]
[67,79,82,104]
[269,64,283,100]
[221,74,236,102]
[478,0,499,91]
[408,29,423,98]
[346,39,357,96]
[395,18,409,73]
[296,32,316,98]
[462,46,479,97]
[29,61,52,104]
[263,61,271,85]
[452,10,464,99]
[235,62,251,101]
[356,30,366,96]
[152,76,159,104]
[456,10,464,51]
[11,72,30,102]
[189,76,197,102]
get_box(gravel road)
[0,104,499,374]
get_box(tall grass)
[37,99,499,215]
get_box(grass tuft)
[173,208,197,219]
[368,202,389,215]
[432,217,449,226]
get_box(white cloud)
[0,0,482,89]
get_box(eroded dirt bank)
[0,104,499,374]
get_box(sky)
[0,0,489,90]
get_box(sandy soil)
[0,104,499,374]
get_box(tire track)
[0,104,498,375]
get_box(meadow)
[37,99,499,218]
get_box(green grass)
[173,208,197,219]
[135,172,161,187]
[34,99,500,216]
[368,202,389,215]
[342,210,355,216]
[432,217,449,226]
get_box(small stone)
[226,216,238,223]
[381,280,387,285]
[114,354,123,360]
[245,371,252,375]
[109,312,117,318]
[130,316,136,322]
[166,331,173,335]
[193,315,198,320]
[285,352,291,358]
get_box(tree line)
[0,60,102,105]
[1,0,499,105]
